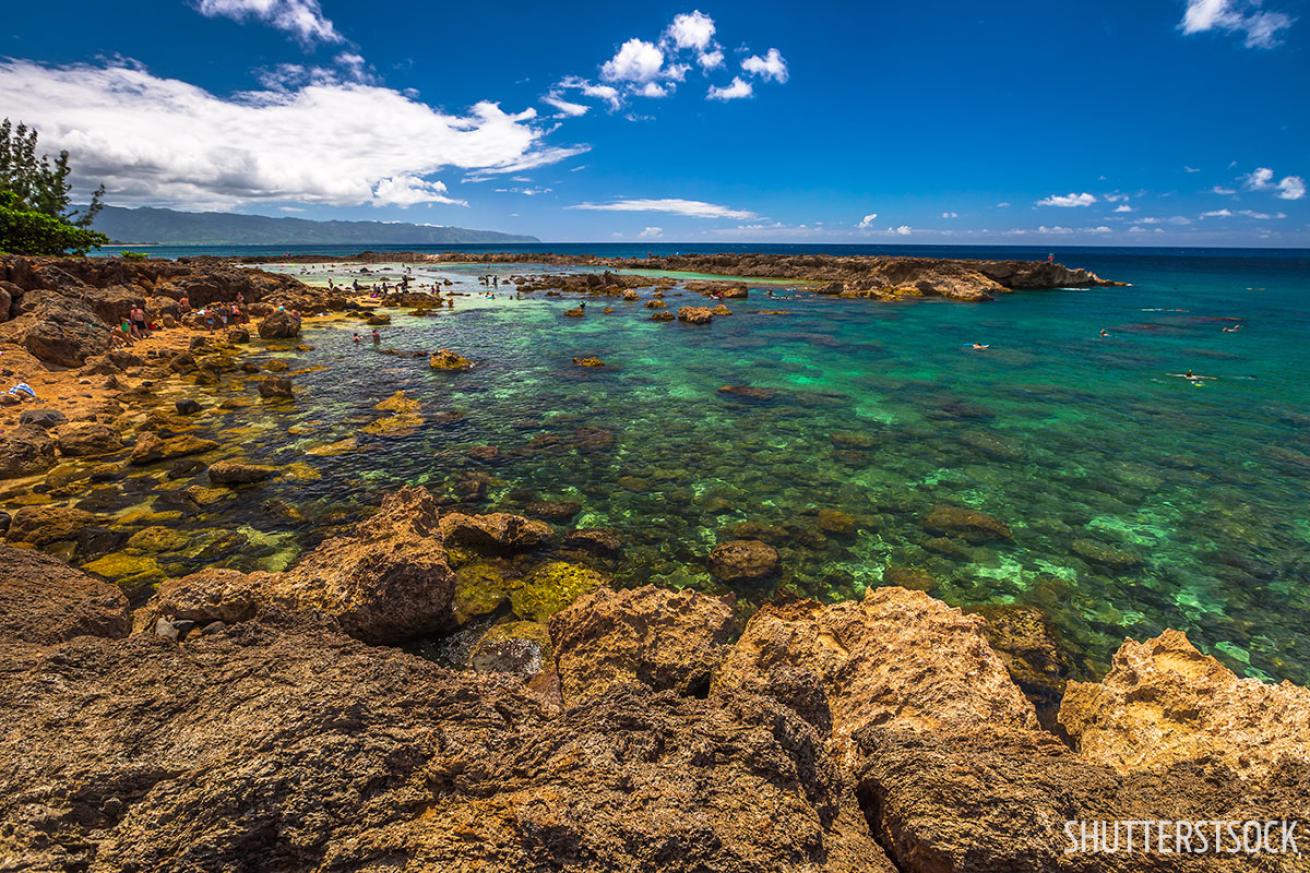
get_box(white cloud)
[638,81,670,98]
[1037,192,1097,207]
[941,211,958,219]
[891,225,911,236]
[1090,226,1113,233]
[857,212,878,228]
[569,198,757,219]
[1179,0,1293,48]
[995,201,1011,208]
[1103,192,1129,202]
[195,0,342,45]
[1114,204,1134,213]
[1038,226,1074,234]
[1242,166,1306,200]
[0,58,583,209]
[707,77,752,101]
[373,176,466,207]
[698,50,724,69]
[666,11,716,51]
[1212,185,1237,195]
[1243,166,1275,189]
[542,93,589,117]
[1276,175,1306,200]
[601,38,666,83]
[556,77,623,112]
[1202,208,1286,219]
[741,48,789,83]
[637,226,664,238]
[1184,165,1201,173]
[493,186,552,196]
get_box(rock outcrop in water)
[2,485,1306,871]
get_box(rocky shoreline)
[3,253,1307,870]
[3,486,1308,871]
[231,250,1121,302]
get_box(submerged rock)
[571,355,605,367]
[922,504,1013,543]
[550,585,739,704]
[510,561,608,622]
[129,432,219,465]
[207,459,280,485]
[708,539,780,583]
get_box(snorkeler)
[1099,328,1110,338]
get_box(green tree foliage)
[0,118,108,254]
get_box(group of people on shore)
[108,290,253,347]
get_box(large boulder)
[549,585,740,704]
[4,504,97,546]
[0,424,56,479]
[54,422,124,458]
[0,545,130,645]
[17,300,110,366]
[714,586,1037,741]
[1059,629,1310,780]
[257,486,453,644]
[257,309,302,339]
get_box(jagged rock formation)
[1,489,1306,872]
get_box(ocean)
[73,244,1310,682]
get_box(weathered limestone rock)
[129,432,218,465]
[257,309,301,339]
[207,459,280,485]
[429,348,473,371]
[53,422,123,458]
[550,585,740,704]
[922,504,1012,542]
[439,511,553,551]
[715,586,1037,740]
[4,504,97,546]
[1059,629,1310,780]
[0,545,129,645]
[0,424,56,479]
[677,305,715,324]
[708,538,779,582]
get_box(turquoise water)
[44,248,1310,682]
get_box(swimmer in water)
[971,342,990,351]
[1222,323,1242,333]
[353,333,361,344]
[1099,328,1110,338]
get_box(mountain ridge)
[88,205,539,246]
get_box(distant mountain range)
[88,205,539,246]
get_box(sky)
[2,0,1307,246]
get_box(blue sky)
[2,0,1307,245]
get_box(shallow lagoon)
[43,249,1310,683]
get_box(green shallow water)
[31,251,1310,683]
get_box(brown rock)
[677,305,715,324]
[816,508,856,535]
[0,424,56,479]
[258,376,295,399]
[133,568,264,631]
[922,504,1013,542]
[439,511,553,551]
[0,545,130,645]
[5,504,97,546]
[708,539,779,582]
[207,459,280,485]
[429,348,473,371]
[715,587,1037,741]
[571,355,605,367]
[257,309,301,339]
[129,432,219,465]
[1059,629,1310,780]
[549,585,740,704]
[54,423,123,458]
[562,527,621,556]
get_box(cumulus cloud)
[569,198,757,219]
[890,225,911,236]
[373,176,466,207]
[1179,0,1293,48]
[1114,204,1134,213]
[601,38,666,83]
[707,77,752,100]
[195,0,342,45]
[941,211,958,219]
[1037,192,1097,207]
[741,48,789,83]
[666,11,715,51]
[638,81,670,98]
[1202,208,1286,219]
[698,50,724,69]
[1242,166,1306,199]
[857,212,878,228]
[0,58,585,209]
[637,226,664,238]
